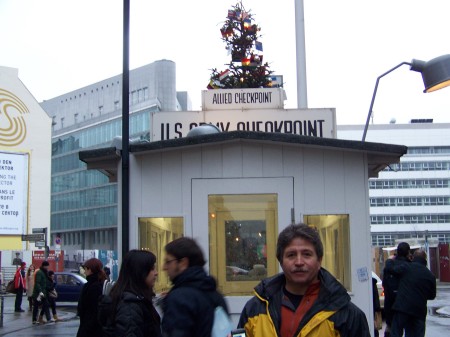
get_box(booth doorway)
[192,177,294,295]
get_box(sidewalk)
[0,293,77,335]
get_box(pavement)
[0,293,78,336]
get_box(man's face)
[163,254,182,282]
[281,237,322,293]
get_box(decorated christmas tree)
[208,1,274,89]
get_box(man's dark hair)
[276,223,323,263]
[396,242,410,258]
[165,237,206,267]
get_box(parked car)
[54,272,86,302]
[372,271,384,309]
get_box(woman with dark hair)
[99,250,161,337]
[77,258,106,337]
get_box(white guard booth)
[79,88,406,330]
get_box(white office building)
[338,121,450,247]
[41,60,191,253]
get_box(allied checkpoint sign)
[0,151,29,235]
[152,88,336,141]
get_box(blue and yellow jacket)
[238,268,370,337]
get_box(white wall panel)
[242,143,263,177]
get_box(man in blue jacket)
[162,237,229,337]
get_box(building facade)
[338,122,450,247]
[0,66,52,251]
[41,60,190,252]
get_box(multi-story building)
[41,60,190,252]
[338,121,450,247]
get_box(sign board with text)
[151,108,336,141]
[0,151,29,235]
[21,234,44,242]
[201,88,286,111]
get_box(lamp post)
[362,54,450,141]
[121,0,130,260]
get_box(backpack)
[212,305,233,337]
[102,279,115,296]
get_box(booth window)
[138,217,183,293]
[303,214,351,291]
[208,194,278,295]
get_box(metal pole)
[362,62,411,141]
[295,0,308,108]
[121,0,130,258]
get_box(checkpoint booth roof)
[79,128,406,326]
[79,130,407,183]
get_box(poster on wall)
[0,151,29,235]
[32,250,64,272]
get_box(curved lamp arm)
[362,62,412,141]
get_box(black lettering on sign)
[212,93,233,104]
[175,123,183,138]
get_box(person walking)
[388,250,436,337]
[372,276,382,337]
[26,264,36,311]
[32,260,52,324]
[99,250,161,337]
[47,270,61,322]
[382,242,411,337]
[161,237,229,337]
[14,262,27,312]
[238,223,370,337]
[77,258,106,337]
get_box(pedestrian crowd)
[382,242,437,337]
[10,223,436,337]
[11,260,60,324]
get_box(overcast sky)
[1,0,449,125]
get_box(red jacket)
[14,268,26,290]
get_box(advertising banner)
[0,151,29,235]
[32,250,64,272]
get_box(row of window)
[54,229,114,246]
[370,196,450,207]
[369,179,449,189]
[51,206,117,230]
[407,146,450,155]
[52,170,110,193]
[371,214,450,224]
[59,81,121,103]
[51,185,117,212]
[52,109,153,156]
[385,161,449,171]
[371,232,450,246]
[52,153,86,174]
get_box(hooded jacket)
[14,267,26,290]
[32,267,49,298]
[390,256,436,320]
[100,291,161,337]
[238,268,370,337]
[162,266,228,337]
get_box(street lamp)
[362,54,450,141]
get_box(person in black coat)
[99,250,161,337]
[161,237,229,337]
[77,258,106,337]
[388,250,436,337]
[382,242,411,337]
